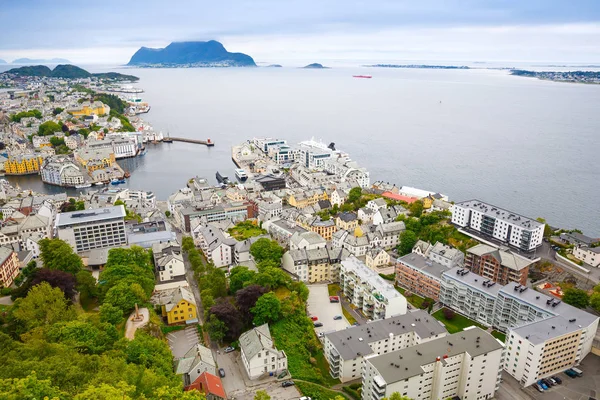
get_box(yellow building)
[422,196,433,209]
[161,287,198,325]
[67,101,110,117]
[335,212,359,231]
[288,189,329,209]
[5,154,44,175]
[0,247,20,288]
[75,148,115,173]
[307,218,337,241]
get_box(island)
[127,40,256,67]
[365,64,470,69]
[11,57,71,64]
[510,69,600,84]
[303,63,328,69]
[266,64,283,68]
[3,64,139,81]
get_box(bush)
[443,308,456,320]
[296,381,350,400]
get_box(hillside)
[303,63,327,69]
[3,64,138,81]
[5,65,52,76]
[127,40,256,67]
[51,64,91,78]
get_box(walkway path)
[124,307,149,340]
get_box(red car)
[310,316,318,321]
[329,296,340,303]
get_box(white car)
[300,397,312,400]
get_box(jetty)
[162,137,214,147]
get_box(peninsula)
[12,57,71,64]
[3,64,139,81]
[366,64,470,69]
[510,69,600,84]
[303,63,328,69]
[127,40,256,67]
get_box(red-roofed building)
[381,191,419,204]
[185,371,226,400]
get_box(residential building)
[74,147,115,173]
[66,100,110,117]
[64,134,83,150]
[358,207,375,224]
[55,206,127,252]
[287,189,329,209]
[505,315,599,387]
[152,241,185,282]
[323,156,370,188]
[185,372,226,400]
[263,218,308,245]
[161,286,198,325]
[127,221,176,248]
[304,217,337,241]
[297,138,334,169]
[282,246,349,282]
[290,231,327,251]
[255,174,286,191]
[412,241,464,269]
[372,205,408,226]
[0,214,50,248]
[336,212,359,231]
[340,257,407,320]
[334,229,370,257]
[573,246,600,267]
[40,156,85,187]
[239,323,288,380]
[0,247,19,287]
[330,189,348,207]
[193,225,236,268]
[168,188,194,215]
[396,253,448,301]
[179,201,251,232]
[361,327,504,400]
[174,344,217,387]
[465,244,533,286]
[365,248,391,271]
[366,198,387,213]
[256,195,283,222]
[324,310,448,382]
[5,154,44,175]
[559,232,596,247]
[451,200,544,251]
[32,135,52,148]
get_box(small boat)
[139,148,147,156]
[353,75,372,79]
[163,132,173,143]
[235,168,248,182]
[216,171,230,185]
[111,178,126,185]
[75,183,92,189]
[124,171,131,178]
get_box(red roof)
[188,372,226,399]
[381,191,419,204]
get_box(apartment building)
[152,241,185,282]
[282,246,350,282]
[56,206,127,252]
[0,247,20,287]
[362,327,504,400]
[451,200,544,251]
[340,257,407,320]
[505,314,599,387]
[465,244,533,286]
[40,156,85,187]
[324,310,447,382]
[396,253,448,301]
[239,323,288,380]
[179,201,251,232]
[412,240,464,269]
[573,246,600,267]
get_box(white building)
[239,323,288,380]
[451,200,544,251]
[289,231,327,251]
[412,240,464,269]
[505,315,599,387]
[55,206,127,252]
[324,310,447,382]
[40,156,86,187]
[282,246,349,282]
[323,156,370,188]
[152,241,185,282]
[193,225,236,268]
[362,327,504,400]
[366,198,387,213]
[573,246,600,267]
[256,195,283,222]
[174,344,217,387]
[398,186,448,201]
[340,257,407,320]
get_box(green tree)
[47,319,119,354]
[39,238,84,274]
[536,217,553,237]
[562,288,590,309]
[52,107,64,116]
[76,270,98,298]
[165,210,171,217]
[74,381,135,400]
[0,372,65,400]
[205,314,226,343]
[49,136,65,147]
[590,286,600,313]
[398,230,418,256]
[408,200,424,217]
[104,282,147,315]
[200,268,228,299]
[250,238,284,264]
[251,292,282,325]
[254,390,271,400]
[13,282,76,331]
[384,393,411,400]
[99,302,124,325]
[348,187,362,203]
[153,386,207,399]
[200,289,215,313]
[229,266,257,293]
[38,120,63,136]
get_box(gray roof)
[368,327,503,384]
[87,248,109,266]
[165,287,197,311]
[378,221,405,234]
[57,205,126,227]
[467,244,533,271]
[338,212,357,222]
[371,198,387,207]
[430,242,462,260]
[455,200,542,230]
[0,246,14,265]
[325,310,447,361]
[441,267,503,297]
[511,315,592,345]
[239,323,273,361]
[398,253,449,280]
[561,232,596,245]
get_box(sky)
[1,0,600,65]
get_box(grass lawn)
[160,325,186,335]
[395,286,426,309]
[328,283,341,296]
[296,381,350,400]
[227,221,267,241]
[341,307,357,325]
[432,308,486,334]
[491,330,506,342]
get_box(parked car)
[565,369,578,378]
[571,367,583,377]
[299,397,312,400]
[313,322,323,327]
[548,377,557,385]
[218,368,225,378]
[552,376,562,384]
[352,322,360,326]
[224,346,235,353]
[281,380,295,387]
[538,380,548,390]
[333,315,342,320]
[318,332,325,338]
[542,378,553,387]
[310,316,319,321]
[329,296,340,303]
[534,383,544,393]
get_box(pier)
[163,137,215,147]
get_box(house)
[366,198,387,213]
[560,232,596,247]
[330,189,348,207]
[289,231,327,251]
[465,244,533,286]
[413,241,464,269]
[174,344,217,387]
[239,323,288,380]
[193,225,236,268]
[572,246,600,267]
[357,207,375,224]
[365,247,391,272]
[301,217,337,241]
[185,372,226,400]
[0,246,19,287]
[161,287,198,325]
[153,242,185,282]
[282,246,349,282]
[335,212,358,231]
[372,205,408,225]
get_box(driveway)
[167,325,200,358]
[307,284,349,335]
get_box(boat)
[353,75,372,79]
[139,148,147,156]
[124,171,131,178]
[216,171,230,185]
[111,178,126,185]
[235,168,248,182]
[94,182,104,186]
[75,183,92,189]
[163,132,173,143]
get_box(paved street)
[307,284,350,335]
[167,326,200,358]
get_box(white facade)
[451,200,544,251]
[257,196,283,222]
[362,327,504,400]
[239,324,288,380]
[41,156,86,187]
[573,246,600,267]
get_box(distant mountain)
[3,64,139,81]
[127,40,256,67]
[12,58,71,64]
[0,59,6,64]
[266,64,282,68]
[303,63,327,69]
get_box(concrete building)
[504,315,599,387]
[40,156,85,187]
[179,201,251,232]
[282,246,349,282]
[239,323,288,380]
[193,225,236,268]
[573,246,600,267]
[127,221,176,248]
[0,246,19,287]
[361,327,504,400]
[152,241,185,282]
[263,218,308,245]
[396,253,448,301]
[256,195,283,222]
[55,206,127,252]
[340,257,407,320]
[289,231,327,251]
[324,310,448,382]
[451,200,544,251]
[465,244,533,286]
[412,241,464,269]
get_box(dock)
[163,137,214,147]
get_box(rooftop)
[455,200,543,230]
[325,310,447,360]
[441,267,503,297]
[341,257,403,302]
[398,253,449,280]
[511,315,592,345]
[367,327,503,384]
[56,205,126,227]
[467,244,533,271]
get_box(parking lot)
[522,355,600,400]
[167,325,200,358]
[307,284,350,336]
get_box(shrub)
[443,308,456,320]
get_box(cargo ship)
[216,172,230,185]
[353,75,372,79]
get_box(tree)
[74,381,135,400]
[47,319,119,354]
[200,289,215,313]
[398,230,418,256]
[49,136,65,147]
[209,300,243,341]
[30,268,77,299]
[229,266,257,293]
[236,284,269,316]
[200,267,228,299]
[165,210,171,217]
[252,292,282,325]
[348,187,362,203]
[562,288,590,309]
[408,200,424,218]
[38,120,63,136]
[250,238,284,264]
[153,386,207,399]
[536,217,553,237]
[205,314,226,343]
[99,302,124,325]
[254,390,271,400]
[0,372,66,400]
[104,282,147,315]
[443,308,456,320]
[13,282,76,331]
[76,270,98,299]
[383,393,411,400]
[39,238,84,274]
